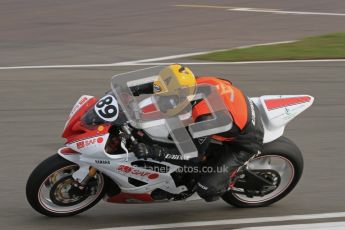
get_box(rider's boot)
[196,147,253,202]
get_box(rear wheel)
[26,154,106,217]
[222,136,303,207]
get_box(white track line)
[230,8,345,16]
[175,4,345,16]
[0,63,120,70]
[1,59,345,70]
[93,212,345,230]
[237,221,345,230]
[1,40,345,70]
[112,59,345,65]
[0,41,295,70]
[233,40,296,49]
[126,51,225,64]
[130,41,295,64]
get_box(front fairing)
[62,94,125,155]
[62,95,98,140]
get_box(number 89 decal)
[94,94,119,122]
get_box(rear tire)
[26,154,106,217]
[222,136,303,208]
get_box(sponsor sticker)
[95,160,110,164]
[117,165,159,180]
[153,83,161,92]
[76,137,103,149]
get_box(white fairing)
[58,147,189,200]
[67,134,109,155]
[251,95,314,143]
[138,95,314,144]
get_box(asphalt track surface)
[0,1,345,229]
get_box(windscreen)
[110,66,232,159]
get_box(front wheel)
[26,154,106,217]
[222,136,303,208]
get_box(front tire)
[26,154,106,217]
[222,136,303,208]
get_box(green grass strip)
[193,33,345,62]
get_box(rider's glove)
[133,143,150,160]
[152,145,168,161]
[132,143,168,161]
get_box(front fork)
[69,166,98,195]
[78,167,97,187]
[58,147,99,194]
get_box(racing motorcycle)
[26,67,314,217]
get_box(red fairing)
[107,192,153,203]
[60,147,80,155]
[62,97,110,143]
[141,103,157,113]
[140,103,164,121]
[265,96,311,111]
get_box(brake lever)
[120,124,138,162]
[120,138,129,162]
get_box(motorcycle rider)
[130,64,264,202]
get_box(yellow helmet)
[154,64,196,96]
[153,64,196,116]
